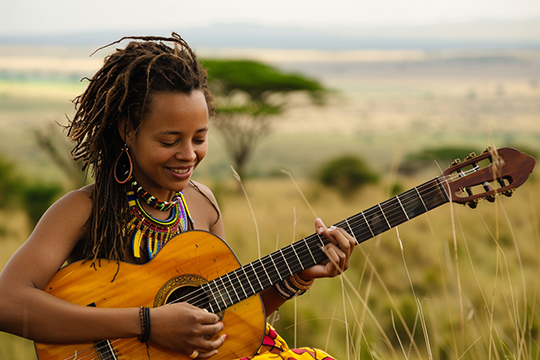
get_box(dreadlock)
[66,33,215,261]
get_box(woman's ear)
[118,118,135,144]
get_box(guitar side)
[35,230,266,360]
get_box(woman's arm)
[0,188,144,342]
[0,188,225,357]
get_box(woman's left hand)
[299,218,356,280]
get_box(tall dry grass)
[209,163,539,360]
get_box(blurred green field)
[1,47,539,359]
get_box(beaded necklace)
[126,181,192,260]
[129,178,178,211]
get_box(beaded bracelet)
[274,274,314,300]
[139,306,151,343]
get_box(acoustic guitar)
[35,147,536,360]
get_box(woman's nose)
[175,143,197,162]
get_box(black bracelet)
[139,306,151,343]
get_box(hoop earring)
[114,144,133,184]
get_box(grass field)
[0,46,539,359]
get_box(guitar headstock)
[441,147,536,208]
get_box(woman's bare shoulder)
[183,181,223,235]
[184,181,218,204]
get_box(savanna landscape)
[0,44,539,359]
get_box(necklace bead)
[129,178,179,211]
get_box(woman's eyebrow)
[158,127,209,135]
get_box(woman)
[0,33,355,359]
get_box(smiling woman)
[0,33,356,360]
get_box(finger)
[198,321,224,339]
[329,226,356,255]
[321,246,342,276]
[198,350,218,359]
[194,333,227,354]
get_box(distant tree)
[34,124,87,189]
[203,59,327,180]
[317,155,379,198]
[0,153,63,228]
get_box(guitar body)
[35,231,266,360]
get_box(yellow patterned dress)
[241,325,336,360]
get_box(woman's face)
[125,90,209,201]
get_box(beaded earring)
[114,144,133,184]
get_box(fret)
[361,211,375,238]
[378,204,392,228]
[303,238,317,265]
[225,273,240,304]
[395,194,410,221]
[380,197,408,229]
[418,179,448,210]
[259,256,277,286]
[234,270,248,299]
[414,187,429,212]
[268,253,283,281]
[279,249,293,277]
[304,236,330,265]
[250,263,264,292]
[362,205,390,236]
[205,281,225,311]
[342,218,358,244]
[94,339,118,360]
[256,258,272,289]
[290,244,304,271]
[241,267,256,296]
[282,245,303,274]
[218,277,232,308]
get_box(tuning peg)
[466,199,480,209]
[464,152,477,161]
[486,194,496,203]
[481,146,492,154]
[503,189,514,197]
[450,158,461,167]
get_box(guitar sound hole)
[165,285,209,309]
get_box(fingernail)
[223,334,228,340]
[317,227,324,234]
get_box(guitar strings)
[134,169,472,312]
[161,163,489,312]
[60,163,490,359]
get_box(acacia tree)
[202,59,327,179]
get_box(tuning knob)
[464,152,477,161]
[450,158,461,167]
[466,199,480,209]
[503,189,514,197]
[481,146,492,154]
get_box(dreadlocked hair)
[66,33,215,262]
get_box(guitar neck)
[200,177,449,313]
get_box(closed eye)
[160,140,179,146]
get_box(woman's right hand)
[149,302,226,358]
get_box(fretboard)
[199,177,449,313]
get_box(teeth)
[170,168,189,174]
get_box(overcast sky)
[2,0,540,35]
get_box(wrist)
[139,306,151,343]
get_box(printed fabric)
[237,324,336,360]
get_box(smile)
[168,168,190,174]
